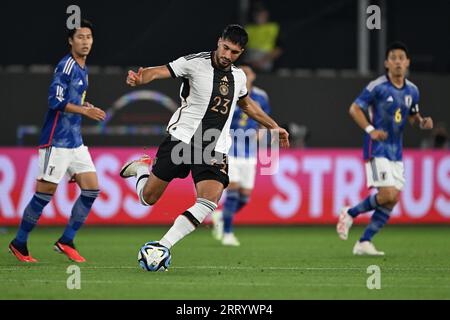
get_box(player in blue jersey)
[336,42,433,255]
[9,20,106,263]
[211,66,271,246]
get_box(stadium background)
[0,0,449,226]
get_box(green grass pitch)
[1,226,449,299]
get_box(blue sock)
[14,192,53,245]
[360,207,391,242]
[236,193,250,212]
[222,190,240,234]
[348,194,379,218]
[60,189,99,244]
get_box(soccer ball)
[138,241,171,272]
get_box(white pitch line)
[1,265,450,272]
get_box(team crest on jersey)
[219,76,229,96]
[404,95,412,108]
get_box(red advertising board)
[0,148,449,225]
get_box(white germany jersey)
[166,51,248,154]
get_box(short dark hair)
[385,41,409,60]
[221,24,248,48]
[68,19,94,39]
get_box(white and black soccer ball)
[138,241,171,272]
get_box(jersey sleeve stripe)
[238,92,248,100]
[62,59,71,74]
[184,52,211,61]
[66,60,76,75]
[63,59,75,75]
[367,75,388,92]
[63,60,72,74]
[166,64,177,78]
[62,58,74,74]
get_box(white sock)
[160,198,217,249]
[136,166,150,206]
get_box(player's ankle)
[58,237,75,247]
[12,238,27,248]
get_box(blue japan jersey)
[354,74,419,161]
[39,54,89,148]
[230,86,271,158]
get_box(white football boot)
[353,241,385,256]
[120,155,153,178]
[336,206,353,240]
[222,233,240,247]
[211,210,224,241]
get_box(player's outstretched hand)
[420,117,433,130]
[273,127,290,148]
[83,103,106,121]
[370,129,388,141]
[126,67,144,87]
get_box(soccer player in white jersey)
[9,20,106,263]
[336,42,433,255]
[120,25,289,265]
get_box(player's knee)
[388,191,400,208]
[388,195,400,209]
[36,180,58,194]
[388,191,400,205]
[378,189,399,206]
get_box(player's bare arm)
[238,95,290,148]
[408,113,434,130]
[126,66,172,87]
[64,102,106,121]
[349,103,388,141]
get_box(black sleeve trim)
[166,64,177,78]
[238,92,249,100]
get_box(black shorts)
[152,135,229,188]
